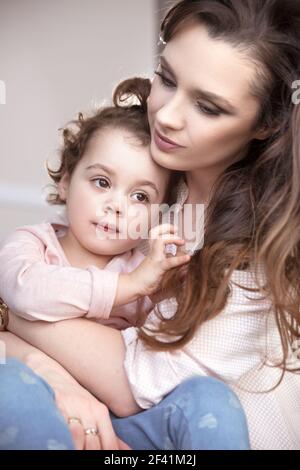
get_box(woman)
[1,0,300,450]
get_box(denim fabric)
[0,358,250,450]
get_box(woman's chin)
[150,142,182,171]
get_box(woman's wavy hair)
[47,78,180,206]
[139,0,300,375]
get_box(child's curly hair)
[47,77,181,206]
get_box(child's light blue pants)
[0,358,250,450]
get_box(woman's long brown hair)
[139,0,300,375]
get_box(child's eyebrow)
[85,163,115,174]
[134,180,159,196]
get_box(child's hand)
[148,263,189,304]
[131,224,190,298]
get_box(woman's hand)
[25,352,131,450]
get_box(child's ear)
[58,173,70,202]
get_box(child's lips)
[93,221,120,234]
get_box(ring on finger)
[68,417,82,425]
[84,427,99,436]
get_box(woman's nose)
[156,92,185,130]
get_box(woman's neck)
[184,168,220,205]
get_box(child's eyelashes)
[131,192,150,204]
[92,177,110,189]
[90,178,150,204]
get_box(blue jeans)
[0,358,250,450]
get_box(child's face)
[59,127,171,256]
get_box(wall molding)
[0,182,48,210]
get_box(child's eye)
[154,71,175,88]
[92,177,110,189]
[131,192,149,203]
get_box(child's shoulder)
[111,246,145,274]
[1,222,57,247]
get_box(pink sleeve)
[0,229,119,322]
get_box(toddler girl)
[0,78,190,329]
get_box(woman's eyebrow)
[194,89,237,113]
[160,55,237,113]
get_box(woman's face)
[148,22,268,175]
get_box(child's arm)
[0,227,119,322]
[115,224,190,306]
[7,313,141,417]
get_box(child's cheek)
[127,204,151,238]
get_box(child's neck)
[58,230,113,269]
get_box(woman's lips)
[154,129,183,152]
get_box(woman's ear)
[253,122,280,141]
[58,173,70,202]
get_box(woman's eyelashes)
[155,70,222,117]
[196,103,221,117]
[155,70,175,88]
[91,178,150,204]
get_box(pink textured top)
[0,222,153,329]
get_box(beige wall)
[0,0,156,239]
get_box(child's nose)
[104,199,123,216]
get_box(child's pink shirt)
[0,222,153,329]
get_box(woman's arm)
[7,313,142,417]
[0,331,131,450]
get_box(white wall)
[0,0,156,239]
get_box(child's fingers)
[149,224,178,239]
[150,237,185,258]
[161,237,185,247]
[162,254,191,270]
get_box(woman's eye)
[132,193,149,203]
[154,71,175,88]
[197,103,221,117]
[92,177,110,189]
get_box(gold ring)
[68,417,82,425]
[84,427,99,436]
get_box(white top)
[122,179,300,450]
